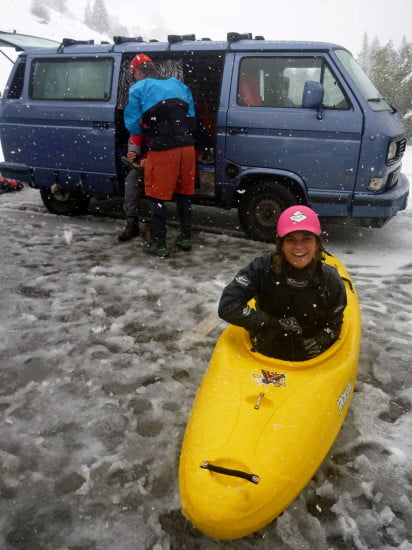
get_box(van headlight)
[386,141,397,163]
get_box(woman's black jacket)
[218,253,347,361]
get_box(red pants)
[144,146,195,200]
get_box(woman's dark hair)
[271,234,325,273]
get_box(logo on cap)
[289,210,307,223]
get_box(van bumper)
[351,172,409,221]
[0,162,120,195]
[0,162,33,184]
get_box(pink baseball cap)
[277,206,321,237]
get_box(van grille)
[397,138,406,158]
[7,61,26,99]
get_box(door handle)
[229,127,250,135]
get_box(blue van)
[0,32,409,241]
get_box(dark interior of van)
[115,53,224,193]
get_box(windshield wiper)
[367,97,385,102]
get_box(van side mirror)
[302,81,324,120]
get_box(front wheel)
[40,185,91,216]
[238,182,297,242]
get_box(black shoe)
[118,217,140,241]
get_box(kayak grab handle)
[201,461,259,484]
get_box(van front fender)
[233,167,308,205]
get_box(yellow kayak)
[178,254,361,539]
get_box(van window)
[7,60,26,99]
[238,57,349,109]
[334,48,391,112]
[30,57,114,100]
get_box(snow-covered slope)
[2,0,110,43]
[0,0,111,99]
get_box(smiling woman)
[218,205,347,361]
[281,230,319,269]
[277,205,322,269]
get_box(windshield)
[335,48,392,112]
[0,31,59,50]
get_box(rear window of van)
[30,57,114,101]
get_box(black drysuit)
[218,253,347,361]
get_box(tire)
[40,185,91,216]
[238,182,296,242]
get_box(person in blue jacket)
[124,54,196,257]
[218,206,347,361]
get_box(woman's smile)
[281,230,319,269]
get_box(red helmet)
[130,54,153,73]
[277,206,321,237]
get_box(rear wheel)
[40,185,91,216]
[238,182,296,242]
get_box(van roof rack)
[113,36,144,45]
[167,34,196,44]
[227,32,252,42]
[57,38,94,52]
[55,32,265,51]
[227,32,264,42]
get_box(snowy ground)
[0,151,411,549]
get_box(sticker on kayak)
[337,381,352,414]
[255,370,286,386]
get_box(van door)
[2,54,120,195]
[226,53,364,216]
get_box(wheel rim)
[254,198,281,230]
[51,184,72,203]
